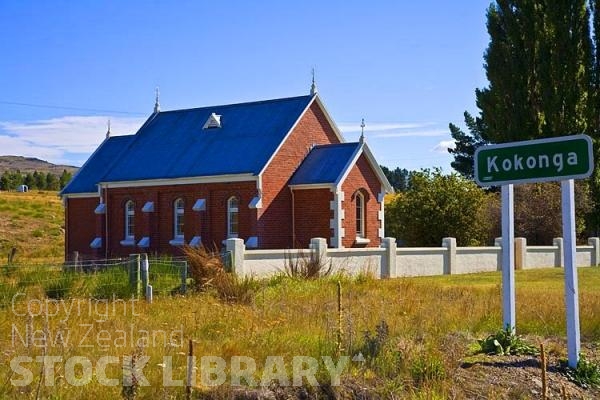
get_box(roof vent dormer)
[203,113,222,129]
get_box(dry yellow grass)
[0,268,599,398]
[1,191,599,398]
[0,190,64,262]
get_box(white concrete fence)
[224,237,600,278]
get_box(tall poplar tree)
[588,0,600,233]
[449,0,594,174]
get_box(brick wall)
[292,188,333,247]
[103,181,257,257]
[341,154,382,247]
[260,101,341,248]
[64,196,100,260]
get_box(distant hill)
[0,155,78,175]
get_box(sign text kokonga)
[474,134,593,186]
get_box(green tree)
[46,172,59,191]
[450,0,594,171]
[385,169,492,246]
[24,173,36,189]
[59,169,72,190]
[514,182,591,244]
[33,171,45,189]
[588,0,600,234]
[449,0,599,235]
[10,170,24,190]
[380,165,410,191]
[448,112,488,179]
[0,171,10,190]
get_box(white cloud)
[372,129,449,138]
[432,140,456,153]
[0,116,145,166]
[338,121,448,139]
[337,122,431,133]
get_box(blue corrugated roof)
[289,142,361,185]
[101,95,313,182]
[60,135,136,194]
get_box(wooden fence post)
[128,254,141,297]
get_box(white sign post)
[562,179,581,367]
[475,135,593,368]
[501,184,515,331]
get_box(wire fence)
[0,255,188,307]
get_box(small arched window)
[227,196,239,238]
[174,198,185,240]
[125,200,135,240]
[355,191,365,238]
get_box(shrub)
[385,169,492,246]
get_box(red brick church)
[61,87,393,259]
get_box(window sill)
[90,237,103,249]
[355,237,370,245]
[169,238,185,246]
[120,239,136,247]
[189,236,202,247]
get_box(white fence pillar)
[588,237,600,266]
[442,237,456,275]
[381,237,397,278]
[514,238,526,270]
[553,237,564,267]
[310,237,328,264]
[226,238,245,276]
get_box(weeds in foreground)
[359,320,390,364]
[183,245,257,304]
[43,271,78,299]
[477,326,538,356]
[122,344,146,400]
[283,249,333,279]
[409,352,446,386]
[184,245,227,290]
[561,354,600,389]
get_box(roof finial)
[106,119,111,139]
[359,118,365,143]
[310,68,318,95]
[154,87,160,113]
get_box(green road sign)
[474,134,594,186]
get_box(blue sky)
[0,1,490,170]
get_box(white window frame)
[227,196,239,238]
[125,200,135,241]
[174,198,185,240]
[355,191,365,238]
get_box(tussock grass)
[183,245,259,304]
[283,248,333,279]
